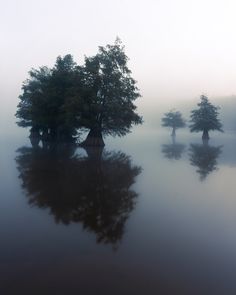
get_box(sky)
[1,0,236,132]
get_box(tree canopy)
[16,55,81,141]
[162,110,185,136]
[16,39,142,145]
[189,95,223,139]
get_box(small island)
[16,39,142,146]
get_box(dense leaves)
[16,55,81,141]
[16,39,142,144]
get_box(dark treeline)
[16,38,142,146]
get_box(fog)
[1,0,236,135]
[2,2,236,294]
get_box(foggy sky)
[1,0,236,133]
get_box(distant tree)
[162,110,186,136]
[79,38,142,146]
[189,95,223,140]
[189,142,222,181]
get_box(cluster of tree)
[162,95,223,139]
[16,143,141,247]
[16,39,142,145]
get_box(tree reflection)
[162,137,185,160]
[189,142,222,181]
[16,142,141,246]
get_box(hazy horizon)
[2,2,236,293]
[1,0,236,134]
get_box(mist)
[1,0,236,135]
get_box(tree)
[161,110,185,136]
[16,39,142,145]
[189,95,223,140]
[79,38,142,146]
[16,55,82,142]
[16,143,141,247]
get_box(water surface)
[1,129,236,295]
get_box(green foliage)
[16,66,51,129]
[189,95,223,133]
[79,38,142,137]
[162,110,186,130]
[16,54,81,141]
[16,39,142,143]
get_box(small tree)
[162,110,186,136]
[189,95,223,139]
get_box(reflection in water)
[162,136,186,160]
[16,142,141,246]
[189,142,222,181]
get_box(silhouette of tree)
[162,137,185,160]
[16,142,141,246]
[79,38,142,146]
[189,142,222,181]
[16,39,142,145]
[16,55,81,142]
[162,110,186,136]
[189,95,223,140]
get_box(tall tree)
[162,110,186,136]
[189,95,223,139]
[79,38,142,146]
[16,39,142,145]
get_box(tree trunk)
[84,146,104,161]
[171,127,176,137]
[29,127,40,138]
[80,128,105,147]
[29,136,40,148]
[42,129,50,142]
[202,129,209,140]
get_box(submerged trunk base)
[171,128,176,137]
[80,129,105,147]
[202,130,209,140]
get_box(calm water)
[1,129,236,295]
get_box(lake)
[1,128,236,295]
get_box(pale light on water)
[1,129,236,294]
